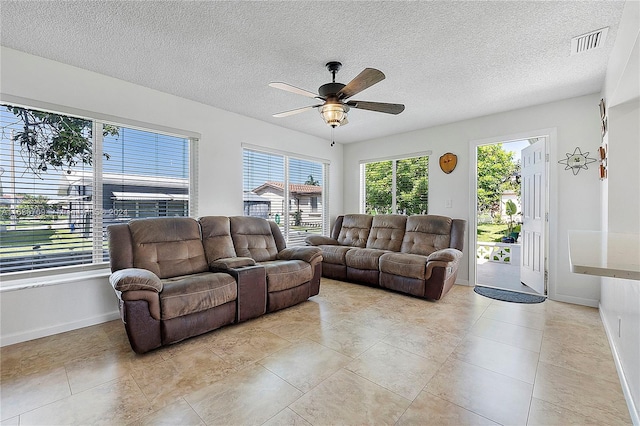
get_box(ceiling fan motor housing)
[318,82,345,98]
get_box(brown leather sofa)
[108,216,322,354]
[305,214,466,300]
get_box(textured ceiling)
[0,1,626,144]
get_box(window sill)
[0,265,111,293]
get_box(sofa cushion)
[345,248,389,270]
[427,248,463,263]
[199,216,238,263]
[260,260,313,292]
[129,217,208,279]
[366,214,407,251]
[277,246,323,264]
[400,215,453,256]
[379,252,428,280]
[160,272,237,320]
[319,245,352,265]
[305,235,338,246]
[230,216,279,262]
[337,214,373,247]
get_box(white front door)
[520,138,547,294]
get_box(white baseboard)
[1,310,120,347]
[455,279,470,286]
[600,304,640,425]
[550,293,599,308]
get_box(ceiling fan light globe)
[319,103,348,127]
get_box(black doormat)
[474,286,546,304]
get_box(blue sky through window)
[103,127,188,178]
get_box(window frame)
[0,96,200,282]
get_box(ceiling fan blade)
[269,82,320,99]
[337,68,385,100]
[272,105,321,118]
[346,100,405,115]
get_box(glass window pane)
[101,126,190,259]
[288,157,323,245]
[364,160,393,214]
[243,148,326,246]
[0,105,192,274]
[1,105,94,273]
[396,156,429,215]
[363,155,429,215]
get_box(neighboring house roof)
[252,181,321,195]
[59,170,189,190]
[243,191,271,203]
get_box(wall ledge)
[1,268,111,293]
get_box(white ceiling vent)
[571,27,609,55]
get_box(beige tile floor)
[0,279,632,425]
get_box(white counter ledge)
[568,231,640,280]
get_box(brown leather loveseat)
[305,214,466,300]
[108,215,322,354]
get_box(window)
[102,125,189,223]
[361,154,429,215]
[0,105,193,274]
[243,147,328,246]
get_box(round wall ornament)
[439,152,458,174]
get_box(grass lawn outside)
[477,223,509,243]
[0,222,106,258]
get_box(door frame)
[468,128,558,299]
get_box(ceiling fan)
[269,61,405,128]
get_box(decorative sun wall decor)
[558,147,597,175]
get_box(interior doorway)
[471,135,549,296]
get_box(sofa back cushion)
[229,216,278,262]
[337,214,373,247]
[330,216,344,240]
[450,219,467,252]
[268,221,287,252]
[366,214,407,251]
[129,217,208,279]
[199,216,238,263]
[401,215,452,256]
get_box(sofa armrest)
[426,248,463,263]
[109,268,163,293]
[210,257,256,270]
[424,249,463,281]
[305,235,338,246]
[227,265,267,322]
[277,246,323,264]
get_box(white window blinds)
[243,147,328,246]
[0,105,192,274]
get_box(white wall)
[0,47,343,346]
[598,1,640,421]
[343,94,604,306]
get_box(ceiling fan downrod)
[326,61,342,83]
